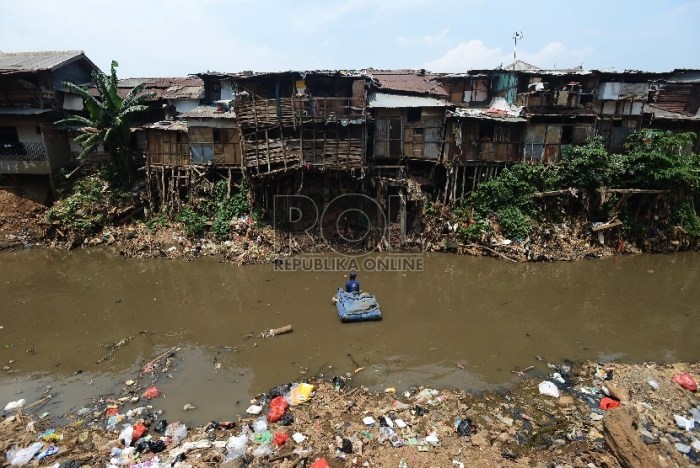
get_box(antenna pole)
[513,31,523,62]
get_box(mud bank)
[2,360,699,467]
[2,203,698,268]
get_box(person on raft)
[345,271,360,293]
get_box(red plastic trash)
[132,422,147,440]
[310,458,330,468]
[143,386,161,399]
[599,397,621,410]
[673,373,697,392]
[105,407,119,417]
[273,432,289,446]
[267,396,289,422]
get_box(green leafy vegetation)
[210,180,250,239]
[145,209,170,231]
[56,60,154,189]
[561,137,610,190]
[46,173,134,233]
[456,130,700,244]
[670,201,700,237]
[457,217,489,242]
[496,206,532,239]
[169,180,251,239]
[177,207,208,238]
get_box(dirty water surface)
[0,248,699,425]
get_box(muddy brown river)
[1,249,699,424]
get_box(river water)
[1,248,699,424]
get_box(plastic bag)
[339,437,352,453]
[142,386,161,399]
[538,381,560,398]
[674,414,695,431]
[7,442,43,466]
[599,397,620,410]
[285,383,314,405]
[154,420,167,433]
[310,458,330,468]
[269,383,292,398]
[134,438,150,453]
[225,434,248,461]
[252,417,268,433]
[252,444,272,458]
[252,430,272,445]
[164,422,187,446]
[148,440,166,453]
[673,373,698,392]
[132,422,147,440]
[273,432,289,446]
[456,418,475,436]
[279,412,294,426]
[267,396,289,422]
[119,424,134,446]
[36,445,58,460]
[3,399,25,411]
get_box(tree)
[561,137,611,191]
[616,130,699,193]
[56,60,154,188]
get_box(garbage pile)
[2,361,699,467]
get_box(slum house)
[591,70,669,153]
[0,50,98,199]
[229,71,367,174]
[511,64,598,163]
[364,70,453,240]
[221,70,374,243]
[437,69,526,204]
[139,75,245,209]
[643,69,700,153]
[79,76,205,177]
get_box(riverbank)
[2,186,698,265]
[2,360,699,467]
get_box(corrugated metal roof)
[368,92,450,108]
[654,83,700,116]
[139,77,204,100]
[179,105,236,119]
[502,62,590,75]
[0,50,89,72]
[139,120,189,132]
[644,104,694,120]
[503,60,541,71]
[524,107,598,117]
[366,69,449,96]
[205,70,367,80]
[88,77,204,101]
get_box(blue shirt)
[345,280,360,293]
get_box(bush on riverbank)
[45,172,138,236]
[451,130,700,250]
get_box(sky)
[1,0,698,78]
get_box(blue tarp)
[335,288,382,322]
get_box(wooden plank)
[591,219,623,232]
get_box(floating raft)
[334,288,382,322]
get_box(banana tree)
[56,60,154,188]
